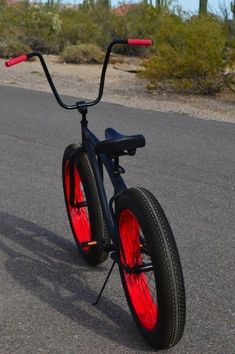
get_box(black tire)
[62,144,109,265]
[116,187,186,349]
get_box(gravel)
[1,55,235,124]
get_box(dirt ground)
[1,55,235,123]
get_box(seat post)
[113,156,125,175]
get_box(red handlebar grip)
[5,54,28,68]
[127,39,153,46]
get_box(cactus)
[156,0,172,7]
[199,0,208,15]
[231,1,235,22]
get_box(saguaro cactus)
[231,1,235,22]
[156,0,172,7]
[199,0,208,15]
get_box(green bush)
[0,40,31,58]
[61,43,104,64]
[110,3,162,56]
[0,4,63,54]
[60,7,104,48]
[59,3,159,55]
[143,15,228,94]
[1,2,235,95]
[24,7,63,54]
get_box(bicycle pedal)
[80,241,97,248]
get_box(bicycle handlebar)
[127,39,152,46]
[5,38,153,110]
[5,54,29,67]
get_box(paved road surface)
[0,85,234,353]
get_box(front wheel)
[116,187,186,349]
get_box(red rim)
[119,209,158,330]
[64,161,91,250]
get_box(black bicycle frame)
[79,112,127,248]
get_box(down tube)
[84,141,122,245]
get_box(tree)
[199,0,208,15]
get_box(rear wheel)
[62,144,109,265]
[116,187,186,349]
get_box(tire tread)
[116,187,186,349]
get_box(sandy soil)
[1,55,235,123]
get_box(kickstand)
[92,261,116,306]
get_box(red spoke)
[65,161,91,248]
[119,209,158,330]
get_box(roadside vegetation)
[0,0,235,95]
[61,43,104,64]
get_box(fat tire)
[62,144,109,265]
[116,187,186,349]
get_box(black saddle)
[95,128,145,156]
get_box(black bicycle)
[6,39,186,350]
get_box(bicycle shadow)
[0,212,151,351]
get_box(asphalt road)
[0,85,234,354]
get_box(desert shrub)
[0,4,63,54]
[111,3,162,56]
[0,2,172,58]
[143,15,228,94]
[60,3,159,55]
[81,2,115,49]
[0,40,31,58]
[24,7,63,53]
[60,7,105,48]
[0,4,27,41]
[1,2,235,96]
[60,3,119,51]
[61,43,104,64]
